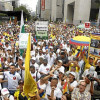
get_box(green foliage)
[0,13,7,16]
[14,5,31,20]
[95,0,100,6]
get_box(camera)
[87,74,95,81]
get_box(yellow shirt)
[14,90,26,100]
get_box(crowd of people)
[0,21,100,100]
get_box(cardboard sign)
[19,33,29,49]
[85,22,90,28]
[89,33,100,58]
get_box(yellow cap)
[28,93,36,97]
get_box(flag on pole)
[20,10,25,33]
[34,36,37,42]
[9,17,11,24]
[26,18,27,22]
[20,10,25,56]
[24,34,37,97]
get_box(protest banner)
[89,33,100,59]
[35,21,48,39]
[19,33,29,49]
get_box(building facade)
[37,0,99,24]
[37,0,64,21]
[0,0,19,11]
[64,0,99,25]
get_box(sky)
[19,0,38,12]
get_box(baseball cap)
[58,60,62,63]
[97,60,100,63]
[1,88,9,95]
[59,67,64,74]
[69,72,76,79]
[19,56,23,60]
[89,56,94,60]
[28,93,36,97]
[31,57,36,61]
[89,66,95,75]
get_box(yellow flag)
[26,18,27,22]
[24,33,37,96]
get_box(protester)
[14,80,27,100]
[0,20,99,100]
[0,64,21,95]
[0,88,14,100]
[71,80,91,100]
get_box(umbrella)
[69,36,90,46]
[77,24,85,29]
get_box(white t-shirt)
[54,66,65,76]
[37,80,47,98]
[30,63,39,70]
[46,54,55,66]
[67,81,78,93]
[31,71,41,81]
[1,95,14,100]
[36,54,44,63]
[82,69,98,78]
[39,64,51,75]
[4,71,21,90]
[46,82,62,100]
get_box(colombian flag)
[62,82,67,94]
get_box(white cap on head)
[58,60,62,63]
[31,57,36,61]
[19,56,23,60]
[89,66,95,75]
[59,67,64,74]
[1,88,9,95]
[49,46,53,49]
[97,60,100,63]
[69,72,76,79]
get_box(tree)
[95,0,100,6]
[14,5,31,20]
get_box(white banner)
[19,33,29,49]
[35,21,48,31]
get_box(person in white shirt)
[30,57,39,71]
[66,43,70,54]
[63,72,78,99]
[30,66,40,82]
[1,88,14,100]
[36,49,44,64]
[46,52,56,66]
[0,64,21,95]
[82,66,98,79]
[68,51,74,61]
[46,78,62,100]
[62,41,67,50]
[39,59,51,76]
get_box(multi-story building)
[37,0,99,24]
[0,1,5,11]
[37,0,64,21]
[64,0,99,24]
[0,0,19,11]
